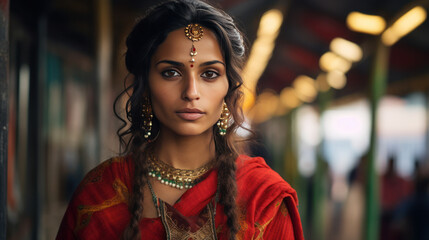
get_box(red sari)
[57,155,304,239]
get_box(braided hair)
[114,1,247,239]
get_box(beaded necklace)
[147,154,214,189]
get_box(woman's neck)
[152,128,216,170]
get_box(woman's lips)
[176,108,205,121]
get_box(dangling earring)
[217,102,230,136]
[142,97,153,139]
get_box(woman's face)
[148,28,228,137]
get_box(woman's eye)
[161,70,181,78]
[201,71,219,79]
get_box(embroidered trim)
[280,201,289,217]
[235,202,248,240]
[254,219,274,240]
[74,179,129,233]
[254,201,287,239]
[159,199,218,240]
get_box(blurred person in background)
[56,0,304,239]
[338,156,366,240]
[390,161,429,240]
[380,157,413,240]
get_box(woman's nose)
[181,73,200,101]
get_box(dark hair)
[114,0,247,239]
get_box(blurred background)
[2,0,429,239]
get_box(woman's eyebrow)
[155,60,185,67]
[199,60,225,67]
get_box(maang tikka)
[217,102,230,136]
[184,24,204,64]
[141,97,153,139]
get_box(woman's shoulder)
[57,156,134,239]
[234,155,304,239]
[235,154,298,206]
[236,155,295,189]
[71,155,134,203]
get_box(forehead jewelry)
[184,24,204,66]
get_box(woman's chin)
[163,126,214,138]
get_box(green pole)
[284,108,298,186]
[311,89,332,240]
[364,40,389,240]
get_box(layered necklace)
[147,154,214,189]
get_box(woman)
[57,0,304,239]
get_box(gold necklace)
[147,155,213,189]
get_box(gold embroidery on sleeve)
[254,218,274,240]
[235,203,248,240]
[254,201,289,239]
[280,201,289,217]
[74,178,130,233]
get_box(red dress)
[56,155,304,239]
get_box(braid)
[215,128,240,240]
[218,154,239,240]
[122,144,152,240]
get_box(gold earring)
[217,102,229,136]
[142,97,153,139]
